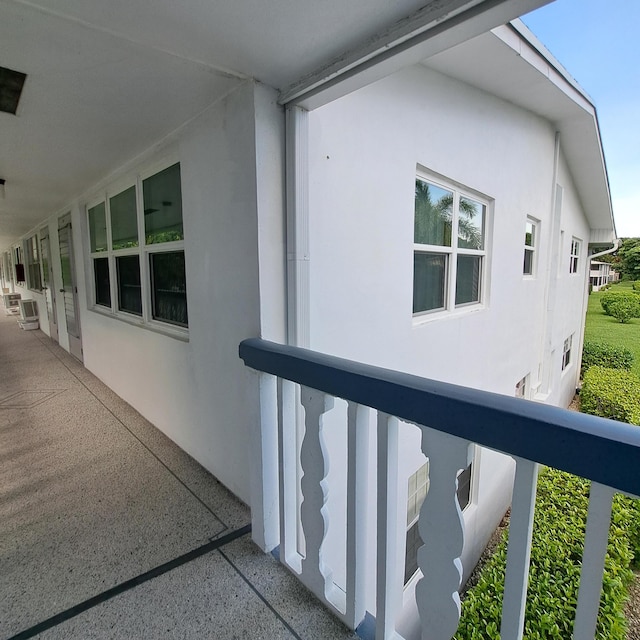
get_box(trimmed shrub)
[601,290,640,321]
[454,468,640,640]
[633,281,640,292]
[580,366,640,425]
[581,341,633,377]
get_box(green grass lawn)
[585,281,640,376]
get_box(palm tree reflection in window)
[413,178,485,313]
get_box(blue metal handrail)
[239,338,640,496]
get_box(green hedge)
[600,291,640,322]
[454,468,640,640]
[581,341,633,378]
[580,366,640,425]
[633,281,640,292]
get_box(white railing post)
[346,402,371,627]
[416,429,468,640]
[250,372,280,551]
[299,385,335,600]
[573,482,615,640]
[500,458,539,640]
[376,413,400,640]
[278,378,301,571]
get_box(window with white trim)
[25,234,42,291]
[569,238,581,274]
[562,335,573,371]
[413,174,487,316]
[14,245,25,284]
[404,459,472,585]
[87,162,188,331]
[515,374,529,399]
[523,218,537,276]
[404,462,429,584]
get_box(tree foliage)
[414,180,483,250]
[615,238,640,280]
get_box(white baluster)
[279,378,301,572]
[573,482,615,640]
[500,458,539,640]
[299,386,335,600]
[250,372,280,551]
[346,402,370,627]
[376,413,400,640]
[416,429,469,640]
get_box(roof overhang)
[0,0,553,248]
[422,19,615,235]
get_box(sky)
[521,0,640,237]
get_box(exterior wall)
[306,64,593,618]
[8,81,286,505]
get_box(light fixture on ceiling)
[0,179,5,199]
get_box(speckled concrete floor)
[0,314,356,640]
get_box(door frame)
[58,213,83,361]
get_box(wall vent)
[0,66,27,115]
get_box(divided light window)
[87,162,188,330]
[404,459,472,585]
[570,238,581,274]
[523,218,537,276]
[413,175,487,316]
[562,335,573,371]
[25,234,42,291]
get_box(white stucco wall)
[11,81,286,506]
[306,63,593,621]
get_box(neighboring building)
[590,260,616,290]
[0,1,615,637]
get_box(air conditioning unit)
[3,292,21,315]
[18,298,39,330]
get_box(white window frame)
[569,238,581,274]
[413,171,490,320]
[515,374,529,399]
[404,461,430,585]
[86,158,188,338]
[523,217,538,277]
[24,233,43,292]
[562,334,573,371]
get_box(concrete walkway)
[0,313,356,640]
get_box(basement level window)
[0,66,27,115]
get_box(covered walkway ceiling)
[0,0,551,248]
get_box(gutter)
[574,237,620,393]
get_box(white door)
[58,214,82,361]
[39,228,59,343]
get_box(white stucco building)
[590,260,616,290]
[0,1,617,637]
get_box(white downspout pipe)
[285,105,311,348]
[574,238,621,391]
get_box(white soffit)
[0,0,555,247]
[422,21,614,233]
[0,1,243,249]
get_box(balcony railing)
[239,338,640,640]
